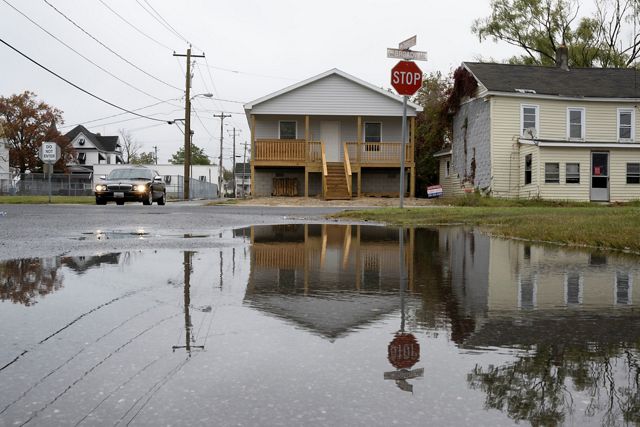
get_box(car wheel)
[116,200,125,206]
[96,197,107,205]
[143,190,152,205]
[157,191,166,205]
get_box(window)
[544,163,560,183]
[279,121,297,139]
[618,109,634,141]
[445,160,450,178]
[524,154,532,185]
[627,163,640,184]
[521,105,539,137]
[364,122,381,152]
[615,271,632,305]
[518,273,536,310]
[565,272,583,305]
[567,108,585,140]
[566,163,580,184]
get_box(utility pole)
[227,128,241,198]
[173,48,205,200]
[242,141,248,198]
[213,112,231,197]
[152,145,158,165]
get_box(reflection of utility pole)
[219,250,224,289]
[213,113,231,197]
[173,251,204,356]
[173,48,205,200]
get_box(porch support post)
[250,114,256,197]
[356,116,362,197]
[305,115,310,197]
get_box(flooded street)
[1,224,639,426]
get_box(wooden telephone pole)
[173,48,205,200]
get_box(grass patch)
[205,199,241,206]
[0,195,95,204]
[335,201,640,253]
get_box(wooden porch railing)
[343,143,352,196]
[344,142,413,164]
[254,139,322,162]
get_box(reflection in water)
[0,258,63,305]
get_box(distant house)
[0,131,8,175]
[234,162,250,196]
[244,69,422,199]
[64,125,124,170]
[439,48,640,202]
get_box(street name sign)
[386,48,427,61]
[398,35,417,51]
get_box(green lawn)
[335,195,640,253]
[0,195,95,204]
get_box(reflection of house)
[244,69,422,199]
[64,125,124,169]
[439,49,640,201]
[244,224,416,339]
[61,253,120,274]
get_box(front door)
[590,151,609,202]
[320,121,341,162]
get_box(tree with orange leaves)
[0,91,74,172]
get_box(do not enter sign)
[391,61,423,96]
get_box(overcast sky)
[2,0,532,165]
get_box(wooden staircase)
[324,162,351,200]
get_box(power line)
[96,0,174,51]
[135,0,196,49]
[60,98,180,129]
[0,37,173,124]
[2,0,177,105]
[202,62,297,81]
[42,0,182,92]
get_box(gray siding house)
[244,69,422,199]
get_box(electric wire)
[96,0,173,51]
[0,37,173,123]
[59,98,180,129]
[1,0,177,105]
[202,61,297,81]
[42,0,182,92]
[134,0,196,49]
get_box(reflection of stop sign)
[388,333,420,369]
[391,61,423,96]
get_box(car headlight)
[95,184,106,191]
[133,184,147,192]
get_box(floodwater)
[0,224,638,426]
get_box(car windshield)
[107,169,153,180]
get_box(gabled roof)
[244,68,423,115]
[64,125,120,152]
[464,62,640,99]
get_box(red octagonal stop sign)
[391,61,423,96]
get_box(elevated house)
[244,69,422,199]
[64,125,124,171]
[438,47,640,202]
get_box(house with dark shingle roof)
[64,125,123,170]
[437,48,640,202]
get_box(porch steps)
[325,162,351,200]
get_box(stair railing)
[343,142,352,196]
[321,143,328,197]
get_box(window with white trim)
[565,272,583,305]
[364,122,381,151]
[567,108,585,140]
[618,108,635,141]
[524,154,532,185]
[545,162,560,183]
[627,163,640,184]
[521,105,539,137]
[615,271,632,305]
[566,163,580,184]
[279,121,297,140]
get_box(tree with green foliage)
[412,71,453,195]
[130,151,156,165]
[472,0,640,67]
[169,143,211,165]
[0,91,73,172]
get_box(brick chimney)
[555,45,569,71]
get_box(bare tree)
[119,128,141,164]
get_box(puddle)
[1,224,639,426]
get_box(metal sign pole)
[48,165,52,203]
[399,95,407,209]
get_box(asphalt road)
[0,202,352,261]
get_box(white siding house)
[64,125,124,169]
[244,69,423,199]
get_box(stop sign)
[391,61,423,96]
[388,333,420,369]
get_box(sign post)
[388,37,426,208]
[39,142,61,203]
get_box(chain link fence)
[0,173,218,200]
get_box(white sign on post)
[387,48,428,61]
[398,35,417,51]
[40,142,60,164]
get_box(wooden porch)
[250,115,416,198]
